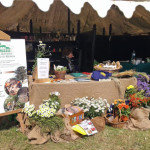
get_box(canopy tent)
[0,30,10,41]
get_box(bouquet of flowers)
[23,92,64,133]
[72,96,110,119]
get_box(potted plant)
[125,85,137,99]
[117,103,130,121]
[113,99,130,122]
[23,92,64,133]
[54,65,67,79]
[32,41,49,81]
[72,96,110,119]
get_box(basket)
[105,110,127,128]
[105,116,126,128]
[94,65,122,73]
[94,61,122,73]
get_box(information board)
[0,39,28,113]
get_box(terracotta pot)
[54,70,66,79]
[121,115,128,122]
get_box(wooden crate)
[69,110,84,126]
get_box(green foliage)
[120,107,130,117]
[32,41,48,73]
[136,90,145,99]
[37,116,64,133]
[48,93,61,111]
[125,85,137,99]
[23,92,64,133]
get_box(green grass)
[0,126,150,150]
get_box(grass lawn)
[0,125,150,150]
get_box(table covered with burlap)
[28,75,137,109]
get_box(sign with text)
[37,58,49,79]
[0,39,28,113]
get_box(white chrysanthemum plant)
[72,96,110,119]
[23,91,61,118]
[22,91,64,133]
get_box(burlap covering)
[27,125,51,144]
[50,116,79,143]
[91,116,105,132]
[23,109,80,144]
[29,76,137,109]
[111,78,125,99]
[124,107,150,130]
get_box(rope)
[111,77,124,99]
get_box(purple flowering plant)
[136,73,150,97]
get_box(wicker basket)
[105,117,126,128]
[94,65,122,73]
[105,111,127,128]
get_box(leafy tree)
[15,66,27,83]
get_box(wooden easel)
[0,31,25,133]
[0,109,25,133]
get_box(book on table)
[74,78,91,82]
[70,73,88,78]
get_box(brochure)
[72,120,98,136]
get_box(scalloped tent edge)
[0,30,10,41]
[1,0,150,18]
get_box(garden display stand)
[0,31,25,133]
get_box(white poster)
[0,39,28,113]
[37,58,49,79]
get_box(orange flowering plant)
[113,99,131,120]
[117,103,130,118]
[129,95,150,108]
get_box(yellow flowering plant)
[125,85,137,99]
[23,92,64,133]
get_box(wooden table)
[29,75,137,109]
